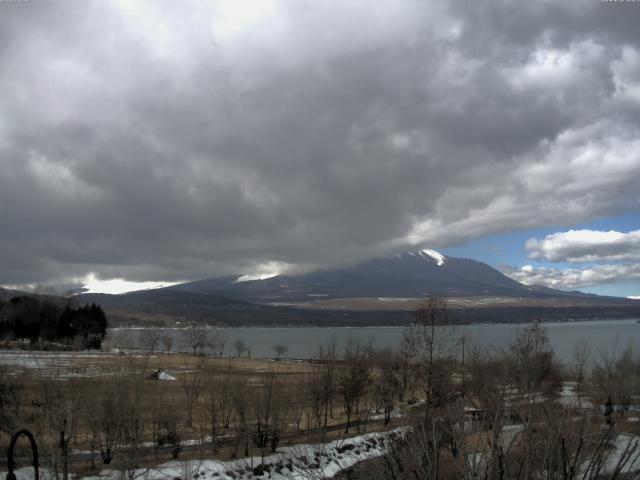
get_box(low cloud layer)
[504,228,640,291]
[526,229,640,263]
[1,1,640,285]
[503,264,640,291]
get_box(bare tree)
[161,334,173,354]
[288,382,308,433]
[592,342,640,420]
[407,297,456,415]
[182,325,209,356]
[307,338,339,429]
[39,373,80,480]
[202,365,235,453]
[210,329,227,356]
[374,344,640,480]
[398,328,418,402]
[87,381,118,465]
[318,338,338,427]
[0,366,23,437]
[573,338,592,386]
[249,371,290,459]
[148,379,180,459]
[338,339,372,433]
[142,329,160,353]
[179,358,205,428]
[373,348,400,425]
[508,322,558,397]
[230,378,251,457]
[85,355,150,475]
[233,339,248,358]
[273,343,288,360]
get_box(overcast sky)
[1,0,639,296]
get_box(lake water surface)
[106,318,640,364]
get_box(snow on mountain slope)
[419,249,445,266]
[170,248,541,301]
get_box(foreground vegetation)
[1,298,640,479]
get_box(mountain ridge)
[167,249,629,305]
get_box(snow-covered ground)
[581,433,640,476]
[557,382,594,409]
[369,409,403,421]
[2,429,407,480]
[149,369,176,381]
[0,350,157,378]
[0,351,115,377]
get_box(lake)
[106,318,640,365]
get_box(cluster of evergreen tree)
[0,296,107,349]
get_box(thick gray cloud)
[1,0,640,285]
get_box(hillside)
[168,250,633,306]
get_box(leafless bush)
[182,325,209,356]
[507,322,560,397]
[592,343,640,419]
[406,297,458,414]
[573,339,592,386]
[338,339,372,433]
[373,348,401,425]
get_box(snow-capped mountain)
[69,249,640,326]
[168,249,588,303]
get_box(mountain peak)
[418,248,445,266]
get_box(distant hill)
[0,286,32,301]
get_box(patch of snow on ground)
[150,370,176,381]
[504,391,547,407]
[0,351,125,378]
[44,428,406,480]
[370,409,404,421]
[557,382,594,409]
[581,433,640,476]
[376,297,417,302]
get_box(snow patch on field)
[0,350,155,378]
[68,429,405,480]
[581,433,640,476]
[557,382,594,409]
[1,429,406,480]
[149,370,176,381]
[370,409,404,421]
[376,297,417,302]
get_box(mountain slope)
[67,249,640,326]
[168,249,624,304]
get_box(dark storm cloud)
[1,0,640,285]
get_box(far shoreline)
[108,315,640,330]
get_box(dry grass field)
[0,346,413,477]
